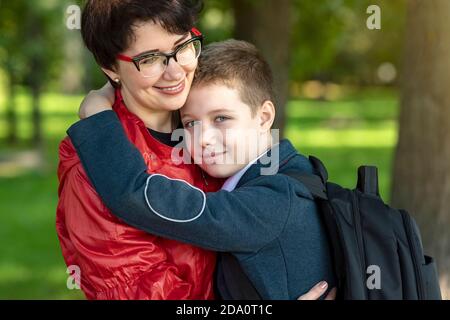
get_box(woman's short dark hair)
[81,0,203,70]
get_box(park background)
[0,0,449,299]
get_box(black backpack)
[216,156,442,300]
[284,156,442,300]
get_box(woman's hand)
[79,82,115,119]
[297,281,337,300]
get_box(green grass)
[286,90,399,200]
[0,171,84,299]
[0,87,399,299]
[0,92,84,299]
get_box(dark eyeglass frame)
[116,28,203,74]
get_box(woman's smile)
[153,79,186,95]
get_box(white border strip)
[144,174,206,223]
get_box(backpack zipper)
[351,192,368,298]
[401,211,425,299]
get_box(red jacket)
[56,90,223,299]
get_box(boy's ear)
[258,100,276,132]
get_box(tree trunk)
[83,49,94,93]
[231,0,291,137]
[25,12,44,148]
[28,50,43,147]
[30,81,42,147]
[392,0,450,299]
[61,30,84,94]
[5,64,18,145]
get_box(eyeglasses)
[117,28,203,78]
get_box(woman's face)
[104,22,198,113]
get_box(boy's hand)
[79,83,115,119]
[297,281,337,300]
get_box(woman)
[56,0,333,300]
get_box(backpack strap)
[284,155,329,200]
[309,156,329,184]
[284,171,328,200]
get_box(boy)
[67,40,336,299]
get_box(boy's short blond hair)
[193,39,275,116]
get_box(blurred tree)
[62,0,104,93]
[218,0,407,131]
[4,62,18,145]
[291,0,406,86]
[0,1,64,146]
[198,0,234,43]
[61,18,84,93]
[392,0,450,298]
[0,0,25,145]
[231,0,291,136]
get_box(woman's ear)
[258,100,276,133]
[101,67,121,84]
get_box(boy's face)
[181,83,270,178]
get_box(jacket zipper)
[201,169,209,187]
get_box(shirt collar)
[221,151,268,192]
